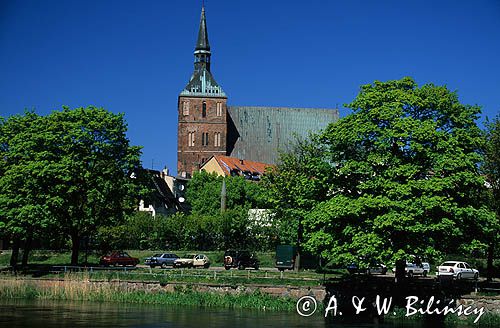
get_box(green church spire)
[181,5,226,98]
[194,6,211,72]
[195,6,210,52]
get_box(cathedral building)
[177,6,338,178]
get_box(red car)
[100,251,139,267]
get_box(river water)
[0,299,462,327]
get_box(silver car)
[437,261,479,280]
[145,253,179,268]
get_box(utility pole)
[221,178,227,213]
[295,216,302,272]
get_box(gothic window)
[188,132,195,147]
[202,102,207,117]
[202,132,209,147]
[182,101,190,116]
[214,132,221,147]
[216,102,223,116]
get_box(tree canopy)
[0,107,142,265]
[267,77,497,268]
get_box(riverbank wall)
[0,277,499,316]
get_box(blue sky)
[1,0,499,174]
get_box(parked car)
[347,263,388,275]
[393,262,431,277]
[437,261,479,280]
[224,250,259,270]
[275,245,296,271]
[144,253,179,268]
[405,262,430,277]
[173,254,210,268]
[100,251,139,267]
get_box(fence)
[47,265,324,283]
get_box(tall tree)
[0,112,54,267]
[268,77,496,269]
[0,107,142,265]
[482,115,500,280]
[46,107,142,265]
[261,136,332,268]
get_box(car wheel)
[457,273,462,280]
[150,265,156,269]
[381,268,387,275]
[224,266,231,270]
[204,263,210,269]
[474,273,478,280]
[407,271,413,278]
[423,271,428,277]
[254,265,259,270]
[238,263,245,270]
[161,263,167,269]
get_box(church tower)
[177,6,227,177]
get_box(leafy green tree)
[269,77,496,269]
[261,136,332,267]
[186,171,264,216]
[0,107,143,265]
[0,112,55,266]
[482,115,500,280]
[47,107,142,264]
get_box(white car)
[405,262,430,277]
[173,254,210,269]
[437,261,478,280]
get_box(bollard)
[265,271,268,279]
[214,271,217,280]
[247,270,250,279]
[280,271,283,279]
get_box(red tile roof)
[212,155,273,176]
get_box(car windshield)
[153,254,162,257]
[441,262,457,266]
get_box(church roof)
[227,106,339,164]
[180,68,226,97]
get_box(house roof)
[208,155,273,177]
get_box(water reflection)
[0,299,434,328]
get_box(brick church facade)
[177,6,338,178]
